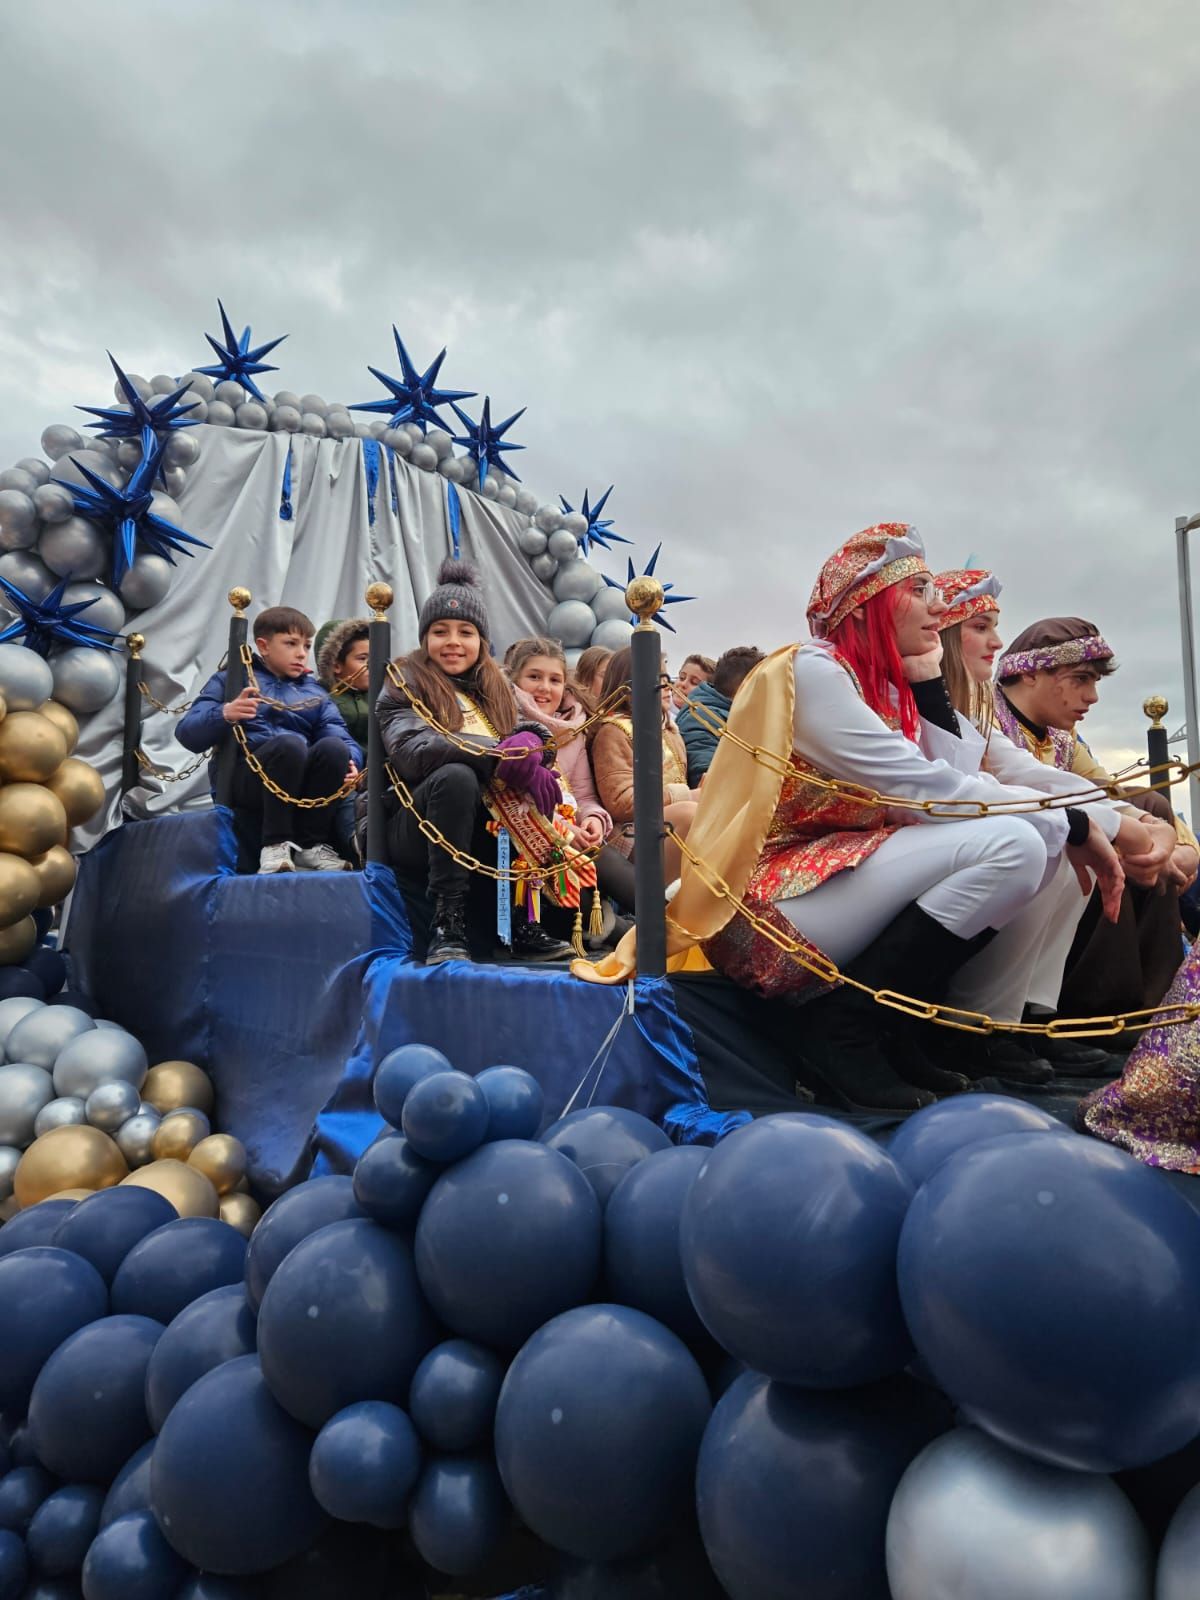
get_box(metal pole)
[120,633,145,797]
[1175,517,1200,825]
[1144,696,1174,814]
[627,576,667,977]
[365,581,394,866]
[214,587,251,810]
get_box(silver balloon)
[52,1025,147,1098]
[301,413,327,437]
[271,405,302,434]
[150,374,177,394]
[518,527,548,557]
[40,425,85,460]
[85,1079,142,1132]
[161,466,188,498]
[300,394,328,418]
[534,503,563,533]
[34,1095,87,1138]
[886,1428,1151,1600]
[15,459,51,488]
[214,380,247,409]
[590,618,635,651]
[62,582,125,635]
[0,552,55,600]
[0,643,54,710]
[115,373,151,400]
[480,475,500,499]
[164,431,200,468]
[236,402,269,431]
[591,585,634,624]
[8,1006,94,1071]
[270,390,297,410]
[0,1063,54,1148]
[325,410,354,440]
[553,560,603,604]
[561,511,588,538]
[425,429,453,460]
[403,423,424,443]
[205,400,235,428]
[115,1108,161,1168]
[352,420,372,439]
[0,468,37,496]
[545,600,597,648]
[39,516,107,580]
[529,553,558,583]
[0,489,37,549]
[497,484,518,508]
[116,440,143,470]
[384,428,412,456]
[0,995,42,1054]
[515,487,539,516]
[438,456,465,483]
[564,648,583,671]
[50,451,121,491]
[547,528,579,562]
[411,443,438,471]
[0,1144,18,1201]
[51,647,123,713]
[32,483,74,525]
[180,393,209,424]
[182,373,216,402]
[367,419,389,439]
[1158,1480,1200,1600]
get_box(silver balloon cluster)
[517,501,633,661]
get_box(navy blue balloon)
[372,1044,452,1130]
[415,1140,602,1351]
[495,1304,711,1562]
[31,909,54,941]
[257,1218,436,1429]
[150,1355,324,1575]
[681,1114,915,1387]
[144,1285,257,1432]
[0,1442,8,1481]
[111,1219,247,1326]
[0,1201,76,1257]
[351,1132,438,1228]
[887,1093,1072,1190]
[22,1577,84,1600]
[98,1442,153,1529]
[409,1339,505,1452]
[477,1065,544,1141]
[24,949,66,998]
[243,1176,363,1311]
[80,1508,187,1600]
[540,1107,671,1206]
[28,1316,162,1484]
[4,1425,35,1467]
[898,1130,1200,1472]
[52,1189,178,1286]
[604,1146,709,1343]
[308,1400,422,1528]
[0,1528,26,1600]
[0,968,44,1001]
[176,1578,258,1600]
[409,1452,509,1578]
[26,1485,104,1575]
[0,1465,53,1532]
[401,1070,490,1164]
[48,992,101,1017]
[0,1246,108,1413]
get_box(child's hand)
[222,688,259,724]
[574,815,605,848]
[346,758,360,784]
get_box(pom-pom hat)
[807,523,929,639]
[419,558,490,642]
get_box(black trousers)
[231,733,350,848]
[385,762,491,900]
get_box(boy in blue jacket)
[177,605,361,874]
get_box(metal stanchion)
[120,632,145,797]
[214,587,251,809]
[365,581,394,865]
[627,574,667,977]
[1145,695,1175,815]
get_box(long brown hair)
[589,645,668,738]
[505,635,594,717]
[941,621,997,732]
[574,645,613,699]
[391,645,517,736]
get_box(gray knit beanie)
[418,557,490,642]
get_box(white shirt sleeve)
[976,725,1123,840]
[792,647,1069,853]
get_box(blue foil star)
[350,328,475,433]
[0,574,121,656]
[450,397,526,491]
[559,486,630,556]
[77,354,199,443]
[602,545,695,633]
[64,426,210,587]
[195,300,287,403]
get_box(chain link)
[239,644,333,711]
[134,747,212,783]
[231,725,360,808]
[137,681,197,716]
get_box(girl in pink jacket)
[506,636,612,850]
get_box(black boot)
[509,918,574,964]
[425,892,470,966]
[959,1034,1054,1085]
[1023,1007,1118,1077]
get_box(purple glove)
[494,731,544,792]
[525,764,563,818]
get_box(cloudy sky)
[3,0,1200,781]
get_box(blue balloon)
[409,1339,505,1452]
[257,1218,436,1429]
[243,1176,362,1311]
[52,1189,178,1286]
[0,1201,76,1257]
[415,1140,602,1351]
[898,1130,1200,1472]
[0,1246,108,1413]
[696,1371,952,1600]
[0,1442,8,1481]
[494,1304,711,1562]
[540,1107,671,1206]
[98,1441,154,1528]
[409,1452,509,1578]
[401,1071,490,1164]
[887,1093,1072,1190]
[20,1578,83,1600]
[150,1355,324,1574]
[373,1044,452,1130]
[308,1400,421,1528]
[24,949,66,999]
[28,1316,162,1484]
[351,1133,438,1228]
[0,967,44,1001]
[111,1219,247,1327]
[176,1578,258,1600]
[0,1465,53,1532]
[3,1425,35,1467]
[477,1065,544,1142]
[681,1114,914,1387]
[0,1528,26,1600]
[604,1146,709,1343]
[80,1508,187,1600]
[26,1485,104,1574]
[144,1285,257,1432]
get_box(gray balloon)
[529,552,558,583]
[180,393,209,424]
[435,456,460,483]
[325,411,353,440]
[115,1108,161,1168]
[51,646,122,713]
[8,1006,94,1071]
[161,466,188,499]
[886,1428,1151,1600]
[561,512,588,538]
[0,552,57,601]
[411,443,438,471]
[590,618,635,652]
[31,483,74,525]
[0,468,37,496]
[0,1144,18,1202]
[41,425,85,461]
[182,373,216,402]
[164,431,200,468]
[384,428,412,456]
[403,422,424,443]
[545,600,597,648]
[0,1063,55,1148]
[0,643,54,710]
[353,421,373,439]
[214,380,247,409]
[367,419,390,439]
[118,553,173,613]
[518,527,548,557]
[273,390,301,410]
[116,373,151,400]
[591,585,633,624]
[236,402,269,431]
[205,401,236,428]
[301,413,327,437]
[39,516,108,580]
[60,582,124,634]
[553,560,603,604]
[497,484,518,508]
[51,450,122,491]
[146,492,180,525]
[15,459,51,488]
[534,504,563,533]
[85,1079,142,1132]
[481,475,500,500]
[515,487,539,516]
[1157,1480,1200,1600]
[426,429,454,460]
[116,440,144,471]
[0,489,38,548]
[547,528,579,562]
[299,394,328,418]
[272,405,302,434]
[149,374,177,394]
[52,1026,147,1098]
[0,996,42,1054]
[34,1095,87,1138]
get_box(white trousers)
[777,817,1050,968]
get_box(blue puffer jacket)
[676,680,732,787]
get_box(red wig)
[829,585,920,740]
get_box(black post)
[214,587,251,809]
[120,633,145,797]
[365,581,394,865]
[1145,695,1174,815]
[628,580,667,977]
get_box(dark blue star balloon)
[559,486,630,556]
[602,545,695,633]
[64,426,210,588]
[450,397,526,490]
[195,300,287,403]
[350,328,475,433]
[77,355,199,444]
[0,573,121,656]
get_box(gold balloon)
[0,783,67,858]
[0,916,36,967]
[142,1061,214,1116]
[38,700,78,755]
[49,1188,96,1202]
[0,713,68,784]
[218,1192,261,1237]
[152,1110,210,1162]
[120,1160,218,1219]
[0,1195,17,1222]
[14,1125,128,1207]
[188,1134,246,1196]
[28,845,77,909]
[0,853,41,930]
[45,758,105,828]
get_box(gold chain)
[135,747,212,783]
[238,644,333,710]
[232,724,360,808]
[137,682,198,716]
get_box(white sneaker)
[258,842,297,874]
[294,843,349,872]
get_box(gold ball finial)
[1144,695,1169,728]
[365,582,394,621]
[125,633,145,659]
[228,587,252,617]
[625,576,665,630]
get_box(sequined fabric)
[993,690,1076,770]
[806,523,928,639]
[998,633,1113,678]
[934,569,1002,630]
